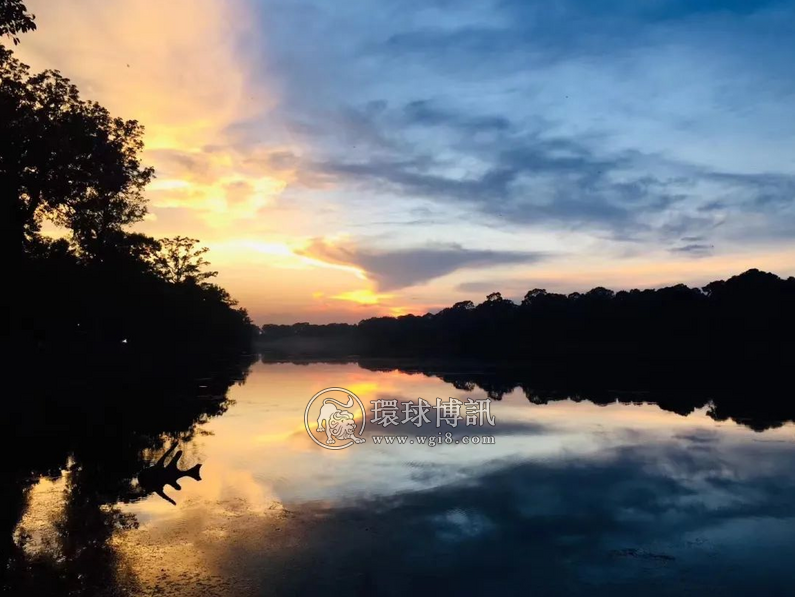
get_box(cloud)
[257,0,795,246]
[671,243,714,257]
[299,239,547,290]
[15,0,307,229]
[380,0,793,74]
[314,108,795,246]
[18,0,265,147]
[330,289,393,305]
[17,0,795,323]
[317,132,692,238]
[403,100,511,132]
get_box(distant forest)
[259,269,794,376]
[4,1,256,360]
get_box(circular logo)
[304,387,367,450]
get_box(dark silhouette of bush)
[14,233,257,358]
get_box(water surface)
[11,360,795,596]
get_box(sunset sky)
[16,0,795,323]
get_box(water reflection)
[354,358,795,432]
[4,359,795,595]
[1,357,254,596]
[138,443,203,505]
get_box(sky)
[14,0,795,323]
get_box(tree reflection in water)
[1,356,255,596]
[3,355,794,596]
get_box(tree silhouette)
[151,236,218,284]
[5,0,255,356]
[1,48,153,258]
[54,108,154,261]
[102,231,161,266]
[521,288,547,306]
[0,0,35,45]
[451,300,475,310]
[260,269,795,372]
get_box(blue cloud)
[250,0,795,255]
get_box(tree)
[152,237,218,284]
[93,231,161,273]
[585,287,615,300]
[6,0,255,356]
[0,48,153,257]
[199,283,238,306]
[54,105,153,260]
[0,0,35,45]
[522,288,547,306]
[451,300,475,310]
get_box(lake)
[8,359,795,596]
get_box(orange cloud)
[16,0,301,229]
[330,289,393,305]
[18,0,264,146]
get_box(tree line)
[3,1,256,358]
[259,269,795,365]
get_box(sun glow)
[331,289,394,305]
[15,0,795,325]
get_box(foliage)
[5,1,254,355]
[0,0,35,45]
[16,238,256,355]
[1,47,154,257]
[151,236,218,284]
